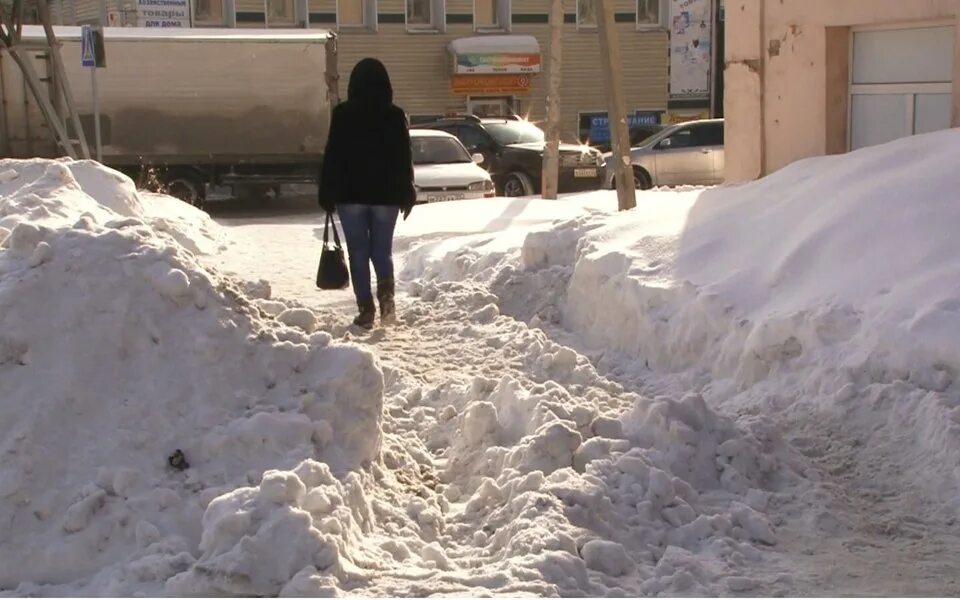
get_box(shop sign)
[666,109,710,124]
[454,53,541,74]
[451,74,533,95]
[578,111,665,145]
[137,0,190,27]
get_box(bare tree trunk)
[37,0,90,158]
[540,0,563,200]
[597,0,636,210]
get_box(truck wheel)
[166,172,205,208]
[503,172,533,197]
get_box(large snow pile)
[401,129,960,504]
[0,160,383,594]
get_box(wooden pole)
[37,0,90,158]
[540,0,563,199]
[596,0,635,210]
[324,33,339,106]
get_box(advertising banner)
[669,0,712,100]
[137,0,191,27]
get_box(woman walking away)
[319,58,416,329]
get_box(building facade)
[42,0,723,144]
[725,0,960,181]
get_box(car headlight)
[469,180,494,191]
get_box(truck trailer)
[0,26,336,205]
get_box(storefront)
[447,35,541,118]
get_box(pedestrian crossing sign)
[80,25,105,68]
[81,25,95,67]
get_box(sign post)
[81,25,105,162]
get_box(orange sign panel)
[451,74,533,95]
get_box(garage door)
[849,25,954,150]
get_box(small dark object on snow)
[168,449,189,471]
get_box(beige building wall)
[48,0,672,143]
[725,0,960,182]
[315,0,669,142]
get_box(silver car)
[602,119,724,189]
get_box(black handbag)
[316,213,350,290]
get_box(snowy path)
[207,199,960,596]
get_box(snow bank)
[384,282,799,596]
[0,159,224,256]
[401,129,960,499]
[0,160,383,593]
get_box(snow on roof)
[410,129,457,138]
[448,34,540,55]
[19,25,332,43]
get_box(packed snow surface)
[3,129,960,596]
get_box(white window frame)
[406,0,445,32]
[576,0,597,31]
[636,0,667,30]
[263,0,296,27]
[846,22,955,151]
[473,0,510,33]
[337,0,377,31]
[192,0,227,26]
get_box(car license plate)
[424,193,465,203]
[574,168,597,178]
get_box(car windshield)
[412,137,472,164]
[483,121,546,145]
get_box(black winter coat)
[319,58,416,211]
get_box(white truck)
[0,26,337,205]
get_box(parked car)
[418,115,604,197]
[410,129,495,203]
[602,119,725,189]
[590,124,666,153]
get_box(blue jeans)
[336,204,400,304]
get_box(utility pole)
[540,0,563,199]
[596,0,636,210]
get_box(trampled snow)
[3,128,960,597]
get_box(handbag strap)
[324,212,342,247]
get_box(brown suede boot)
[377,278,396,324]
[353,299,376,329]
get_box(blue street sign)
[81,25,95,68]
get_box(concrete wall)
[725,0,960,182]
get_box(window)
[698,123,723,146]
[412,137,472,165]
[475,0,509,31]
[636,0,665,29]
[265,0,295,26]
[849,26,954,150]
[457,125,491,151]
[660,127,694,149]
[483,121,545,145]
[659,123,722,149]
[338,0,375,28]
[407,0,444,30]
[577,0,596,29]
[193,0,225,24]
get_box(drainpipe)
[952,10,960,127]
[758,0,766,177]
